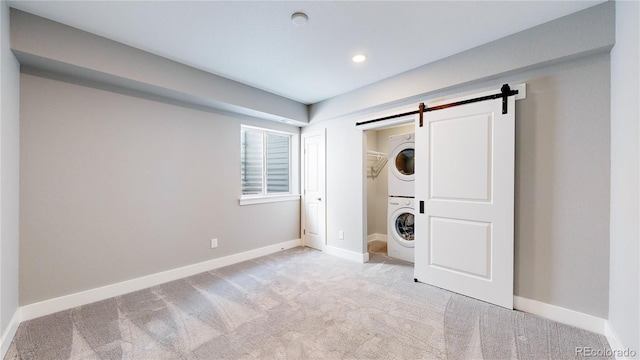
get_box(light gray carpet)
[4,246,611,359]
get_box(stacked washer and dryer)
[387,133,415,263]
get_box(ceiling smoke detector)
[291,12,308,26]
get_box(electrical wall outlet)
[338,231,344,240]
[210,238,218,248]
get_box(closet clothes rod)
[355,84,519,127]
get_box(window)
[240,126,298,204]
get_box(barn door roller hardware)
[355,84,519,127]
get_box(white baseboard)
[604,321,636,359]
[514,296,605,334]
[21,239,302,322]
[0,310,20,360]
[367,233,387,242]
[605,321,622,349]
[324,245,369,263]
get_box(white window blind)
[241,129,264,195]
[266,134,290,193]
[241,127,291,196]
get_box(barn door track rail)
[355,84,519,127]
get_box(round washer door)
[390,142,415,182]
[389,207,415,248]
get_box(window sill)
[239,194,301,206]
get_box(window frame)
[239,125,300,205]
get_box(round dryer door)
[390,144,415,181]
[389,209,415,247]
[395,148,415,175]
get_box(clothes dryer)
[388,133,415,197]
[387,197,415,263]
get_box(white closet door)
[414,95,515,309]
[302,130,326,251]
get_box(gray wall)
[512,54,610,317]
[19,73,300,305]
[0,0,21,340]
[609,0,639,352]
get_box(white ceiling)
[8,1,605,105]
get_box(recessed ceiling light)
[291,12,308,26]
[352,54,367,63]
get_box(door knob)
[317,197,322,201]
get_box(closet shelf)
[366,151,388,179]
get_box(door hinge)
[303,229,306,235]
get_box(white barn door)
[414,94,515,309]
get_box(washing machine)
[388,133,415,197]
[387,197,415,263]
